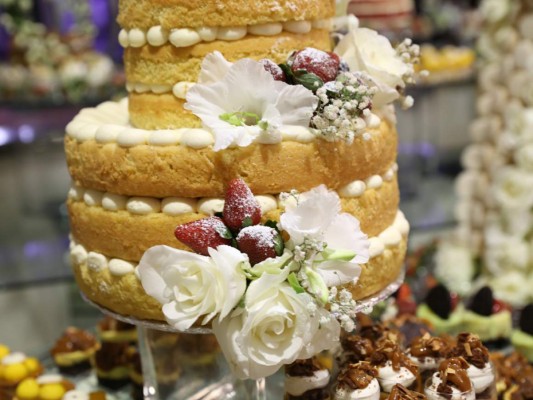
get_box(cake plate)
[82,269,405,400]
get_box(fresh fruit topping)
[468,286,493,317]
[236,226,283,265]
[259,59,286,81]
[519,304,533,335]
[174,217,232,256]
[425,284,452,319]
[223,178,262,232]
[492,299,511,314]
[291,48,340,82]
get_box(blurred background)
[0,0,503,353]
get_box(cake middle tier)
[65,100,398,198]
[67,175,400,261]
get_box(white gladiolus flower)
[138,245,248,331]
[185,52,318,151]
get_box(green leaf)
[273,232,285,256]
[242,216,253,228]
[288,272,305,294]
[278,63,295,84]
[264,220,279,231]
[293,70,324,92]
[306,267,329,304]
[215,225,233,240]
[214,211,224,219]
[250,251,293,278]
[258,120,269,130]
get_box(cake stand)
[82,269,405,400]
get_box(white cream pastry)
[425,373,475,400]
[335,378,380,400]
[466,363,494,394]
[285,369,330,396]
[377,361,416,393]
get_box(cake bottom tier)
[69,213,408,323]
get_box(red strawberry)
[259,59,286,81]
[291,48,340,82]
[236,226,283,265]
[174,217,232,256]
[223,178,262,233]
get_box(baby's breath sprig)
[311,71,377,144]
[395,38,422,110]
[328,287,358,332]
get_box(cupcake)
[334,362,379,400]
[369,340,419,393]
[416,285,463,337]
[425,358,475,400]
[448,334,495,399]
[340,335,374,366]
[175,333,219,367]
[491,352,533,400]
[97,316,137,345]
[50,327,100,375]
[0,353,43,392]
[93,342,133,390]
[14,374,75,400]
[284,357,331,400]
[385,315,433,347]
[510,303,533,363]
[462,287,512,345]
[407,334,449,378]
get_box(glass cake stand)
[82,269,405,400]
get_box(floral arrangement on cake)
[139,179,369,379]
[184,22,419,151]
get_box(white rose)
[493,167,533,209]
[480,0,511,23]
[334,28,410,108]
[502,208,533,238]
[435,241,475,296]
[213,268,340,380]
[138,245,248,331]
[488,272,533,307]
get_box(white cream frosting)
[36,374,63,384]
[87,252,108,271]
[335,378,380,400]
[285,369,330,396]
[425,374,475,400]
[109,259,136,276]
[407,353,441,371]
[2,352,27,365]
[377,361,416,393]
[68,162,398,218]
[467,364,494,394]
[118,19,331,48]
[63,391,89,400]
[67,98,383,149]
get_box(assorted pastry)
[50,328,99,375]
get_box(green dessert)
[416,285,464,336]
[462,287,512,342]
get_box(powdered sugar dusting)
[237,226,276,250]
[292,48,340,82]
[223,179,262,231]
[174,216,231,255]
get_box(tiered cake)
[436,0,533,305]
[65,0,417,379]
[347,0,414,31]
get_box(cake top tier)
[118,0,336,30]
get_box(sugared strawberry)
[291,48,340,82]
[174,217,232,256]
[223,178,262,233]
[259,59,286,81]
[236,226,283,265]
